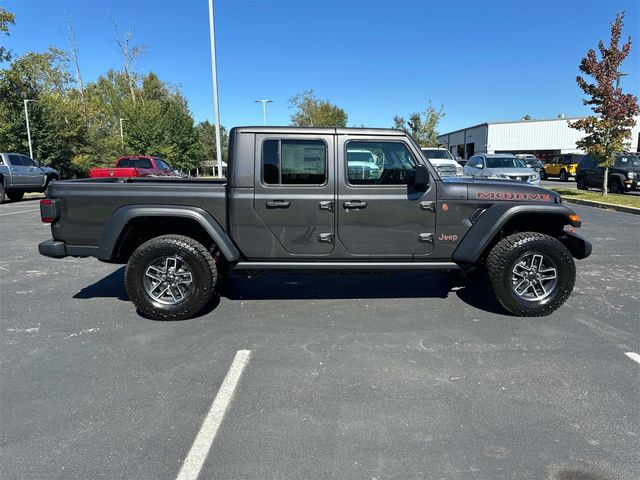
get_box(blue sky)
[4,0,640,133]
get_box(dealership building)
[437,115,640,161]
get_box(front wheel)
[559,170,568,182]
[125,235,217,320]
[486,232,576,317]
[609,179,624,195]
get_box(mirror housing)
[474,163,483,169]
[413,164,430,190]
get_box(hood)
[486,167,537,176]
[439,177,561,204]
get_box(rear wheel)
[576,176,587,190]
[559,170,568,182]
[7,191,24,202]
[125,235,217,320]
[0,183,5,203]
[486,232,575,317]
[540,169,547,180]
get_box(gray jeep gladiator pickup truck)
[38,127,591,320]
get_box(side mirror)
[413,164,430,190]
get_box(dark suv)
[576,153,640,194]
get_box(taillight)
[40,198,57,223]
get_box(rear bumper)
[38,239,67,258]
[38,239,98,258]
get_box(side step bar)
[233,262,460,271]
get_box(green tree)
[570,12,640,196]
[289,89,348,127]
[393,103,445,147]
[0,8,15,63]
[196,120,228,171]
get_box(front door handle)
[343,200,367,209]
[343,201,368,209]
[266,200,291,209]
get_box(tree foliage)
[0,10,217,177]
[570,12,639,195]
[393,103,445,147]
[289,89,348,127]
[0,7,15,63]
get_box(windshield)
[486,157,526,169]
[422,149,453,160]
[615,155,640,167]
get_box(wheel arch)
[452,204,578,264]
[97,205,241,263]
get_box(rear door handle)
[266,200,291,209]
[343,201,367,209]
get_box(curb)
[561,197,640,215]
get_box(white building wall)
[487,118,585,153]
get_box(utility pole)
[24,99,35,159]
[208,0,223,178]
[255,99,273,126]
[119,118,126,154]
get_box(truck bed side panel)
[48,180,227,248]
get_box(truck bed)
[46,177,228,251]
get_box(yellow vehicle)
[541,154,584,181]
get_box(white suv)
[421,148,464,176]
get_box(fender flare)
[452,203,577,264]
[96,205,241,262]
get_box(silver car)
[0,153,60,203]
[463,154,541,186]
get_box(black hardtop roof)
[231,126,406,136]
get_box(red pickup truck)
[88,156,176,178]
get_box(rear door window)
[262,139,327,185]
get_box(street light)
[208,0,223,178]
[119,118,126,154]
[616,72,629,89]
[23,99,35,159]
[255,99,273,126]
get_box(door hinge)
[318,201,334,212]
[420,201,436,212]
[419,233,434,244]
[318,233,334,244]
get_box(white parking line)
[0,209,39,216]
[176,349,251,480]
[624,352,640,365]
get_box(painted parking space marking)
[176,349,251,480]
[624,352,640,365]
[0,208,39,216]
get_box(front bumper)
[560,232,592,260]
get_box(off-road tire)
[576,176,587,190]
[559,170,568,182]
[125,235,217,320]
[7,190,24,202]
[609,179,624,195]
[486,232,575,317]
[0,183,5,203]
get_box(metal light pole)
[208,0,223,178]
[255,99,273,126]
[119,118,126,154]
[23,99,35,159]
[616,72,629,89]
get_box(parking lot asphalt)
[1,199,639,480]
